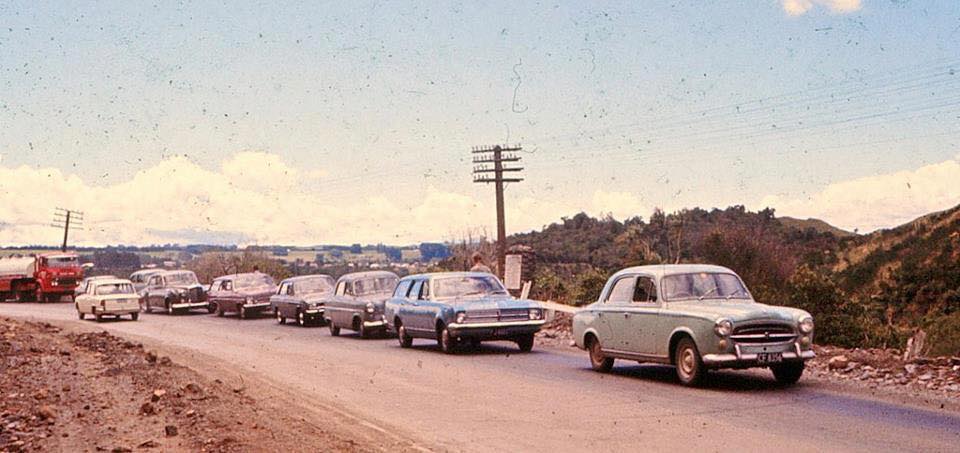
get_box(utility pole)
[51,208,83,252]
[472,144,523,278]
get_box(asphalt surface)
[2,302,958,452]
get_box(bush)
[531,267,566,302]
[569,268,608,306]
[786,266,867,348]
[925,312,960,357]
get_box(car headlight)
[456,312,466,324]
[365,303,375,313]
[528,309,541,320]
[799,316,814,334]
[714,319,733,337]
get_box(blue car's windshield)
[433,275,508,299]
[662,272,750,302]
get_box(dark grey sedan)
[325,271,399,338]
[270,274,335,326]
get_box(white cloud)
[591,190,647,220]
[0,152,651,246]
[760,157,960,233]
[782,0,862,16]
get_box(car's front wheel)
[674,337,706,386]
[297,310,306,327]
[398,325,413,348]
[438,325,455,354]
[276,309,285,324]
[516,333,535,352]
[771,362,805,385]
[131,312,139,321]
[587,336,614,372]
[77,305,85,320]
[239,305,247,319]
[215,302,224,317]
[329,322,340,336]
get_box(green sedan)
[572,264,815,386]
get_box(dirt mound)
[0,318,372,452]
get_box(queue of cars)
[70,264,815,386]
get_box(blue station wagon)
[385,272,546,353]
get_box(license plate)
[757,352,783,364]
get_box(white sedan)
[76,278,141,322]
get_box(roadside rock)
[164,425,178,437]
[828,355,849,370]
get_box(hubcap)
[679,347,695,376]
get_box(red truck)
[0,253,83,302]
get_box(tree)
[186,251,291,283]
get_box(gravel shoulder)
[0,317,417,452]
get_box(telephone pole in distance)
[472,144,524,278]
[51,208,83,252]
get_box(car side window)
[222,280,233,291]
[606,276,637,303]
[344,282,354,296]
[286,283,295,296]
[148,276,161,288]
[633,276,658,303]
[407,280,423,299]
[419,281,430,300]
[278,282,288,295]
[393,280,412,298]
[335,281,346,296]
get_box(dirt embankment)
[0,318,372,453]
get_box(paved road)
[2,303,959,452]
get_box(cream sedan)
[76,278,141,322]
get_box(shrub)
[569,268,608,306]
[925,312,960,357]
[786,266,867,348]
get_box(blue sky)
[1,1,959,245]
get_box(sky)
[1,0,959,246]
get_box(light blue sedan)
[385,272,546,353]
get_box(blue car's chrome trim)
[448,320,545,329]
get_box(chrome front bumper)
[449,319,546,329]
[363,320,386,328]
[703,343,815,367]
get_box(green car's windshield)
[295,276,335,295]
[662,272,750,302]
[352,277,398,296]
[433,276,508,299]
